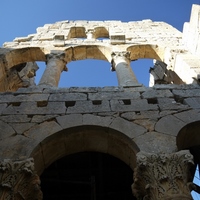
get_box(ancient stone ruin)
[0,4,200,200]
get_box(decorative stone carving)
[111,51,131,71]
[132,150,194,200]
[0,158,42,200]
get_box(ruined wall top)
[3,20,182,49]
[1,5,200,91]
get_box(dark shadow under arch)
[177,121,200,191]
[177,121,200,150]
[127,44,164,61]
[40,151,136,200]
[31,125,139,176]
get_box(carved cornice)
[0,158,42,200]
[132,150,194,200]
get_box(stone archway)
[31,125,139,176]
[176,120,200,174]
[30,124,139,199]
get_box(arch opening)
[177,121,200,197]
[130,59,152,87]
[40,151,136,200]
[59,59,118,87]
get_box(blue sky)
[0,0,200,87]
[1,1,200,198]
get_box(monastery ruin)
[0,4,200,200]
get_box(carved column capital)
[46,52,68,71]
[85,29,95,39]
[0,158,42,200]
[111,51,131,71]
[111,51,131,59]
[132,150,194,200]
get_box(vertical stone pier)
[111,51,139,87]
[39,53,67,87]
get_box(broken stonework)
[1,8,200,198]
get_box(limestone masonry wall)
[0,84,199,175]
[0,4,200,200]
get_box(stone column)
[86,29,95,40]
[132,150,194,200]
[111,51,139,87]
[39,53,67,87]
[0,158,42,200]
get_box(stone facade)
[0,4,200,200]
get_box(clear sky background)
[1,0,200,87]
[0,0,200,87]
[1,1,200,198]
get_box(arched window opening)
[94,27,109,39]
[177,121,200,198]
[130,59,153,87]
[40,152,135,200]
[68,27,87,39]
[59,59,118,87]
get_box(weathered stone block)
[13,94,49,102]
[109,117,146,138]
[56,114,83,129]
[2,102,66,115]
[157,98,189,111]
[174,109,200,123]
[69,87,99,93]
[134,131,176,153]
[24,121,62,141]
[49,93,87,101]
[0,103,7,114]
[10,123,36,134]
[134,119,156,132]
[155,115,186,136]
[67,100,111,113]
[83,114,113,127]
[0,135,34,159]
[121,111,159,120]
[0,120,15,140]
[0,115,31,123]
[142,89,173,99]
[31,115,58,123]
[172,89,200,98]
[88,91,140,100]
[183,97,200,108]
[110,99,158,112]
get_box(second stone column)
[39,53,67,87]
[111,51,139,87]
